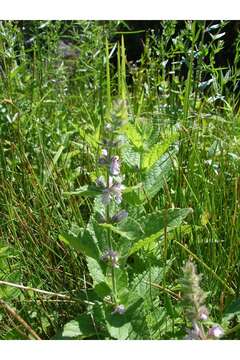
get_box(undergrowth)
[0,20,240,339]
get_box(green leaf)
[143,151,175,200]
[130,265,171,300]
[101,209,192,255]
[105,298,143,340]
[121,142,140,169]
[87,257,107,285]
[123,184,144,206]
[142,132,178,170]
[59,229,100,260]
[115,270,129,303]
[94,282,112,298]
[122,123,142,150]
[128,208,192,255]
[124,151,176,205]
[57,314,96,339]
[223,299,240,321]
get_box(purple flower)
[111,182,123,204]
[101,177,124,206]
[112,304,126,315]
[208,325,224,338]
[101,250,119,268]
[110,156,120,176]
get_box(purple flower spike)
[110,156,120,176]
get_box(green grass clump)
[0,20,240,339]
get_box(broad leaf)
[59,229,100,260]
[128,208,192,255]
[122,123,142,150]
[121,142,140,169]
[105,298,143,340]
[87,257,107,285]
[142,151,175,200]
[142,132,178,170]
[57,314,97,339]
[223,299,240,321]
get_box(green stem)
[106,144,117,303]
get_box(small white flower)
[104,123,113,132]
[102,148,108,157]
[112,304,126,315]
[98,149,109,165]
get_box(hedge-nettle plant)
[181,260,224,340]
[96,99,128,313]
[61,97,195,339]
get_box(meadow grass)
[0,20,239,339]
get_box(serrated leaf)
[142,133,178,170]
[122,123,142,149]
[121,142,140,169]
[143,151,174,200]
[130,265,171,300]
[128,208,192,255]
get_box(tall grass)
[0,20,239,339]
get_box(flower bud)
[198,306,209,321]
[101,250,119,268]
[110,156,120,176]
[111,210,128,223]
